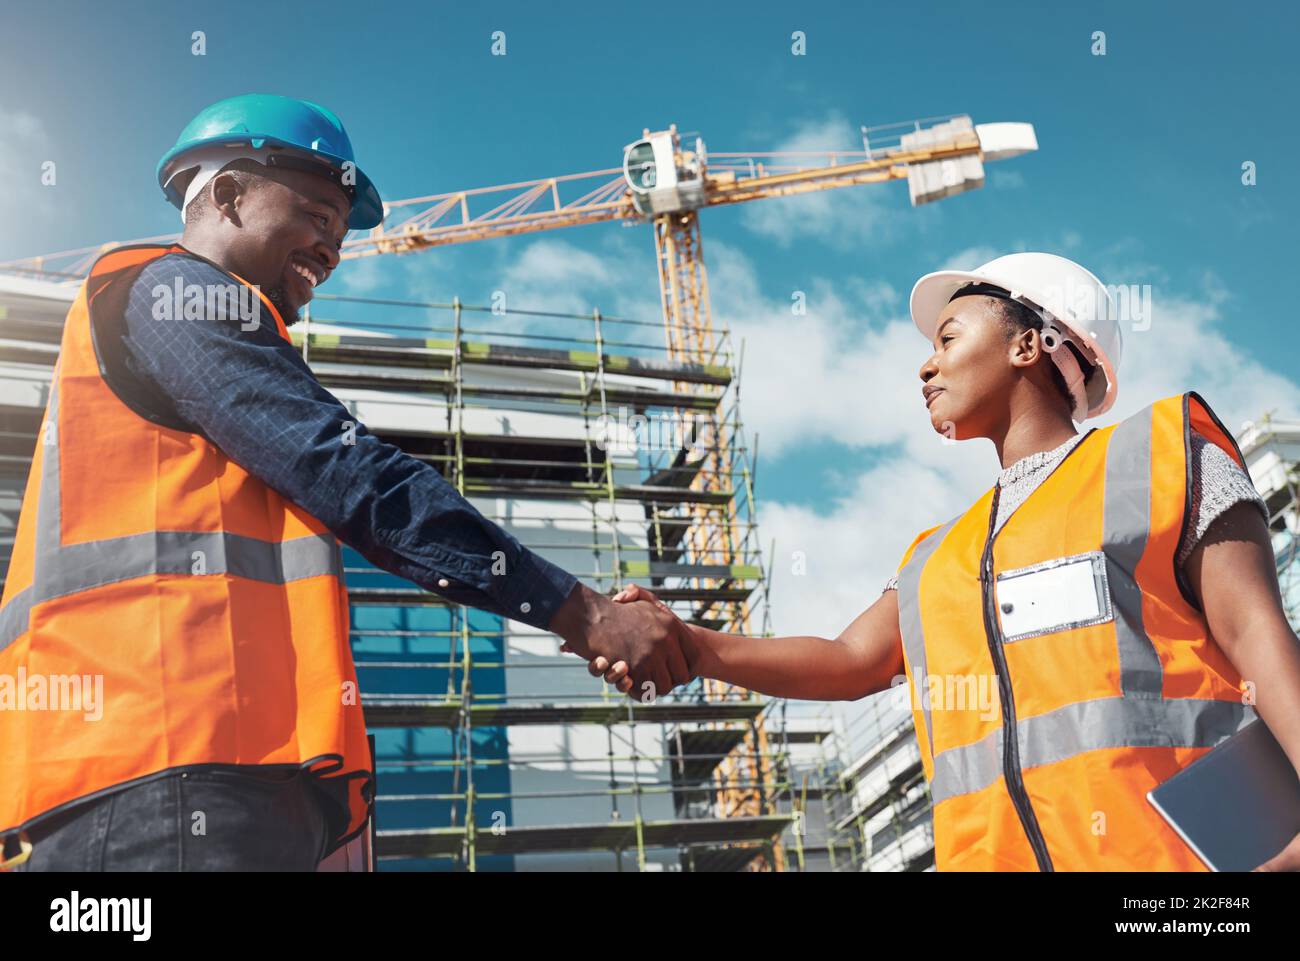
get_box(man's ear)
[208,171,246,226]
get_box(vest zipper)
[979,483,1055,871]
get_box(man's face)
[220,166,351,324]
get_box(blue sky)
[3,0,1298,643]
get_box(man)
[596,253,1300,871]
[0,94,688,871]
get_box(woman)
[593,253,1300,872]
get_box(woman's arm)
[595,583,906,702]
[1186,500,1300,870]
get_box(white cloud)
[710,239,985,467]
[481,234,662,348]
[762,455,983,640]
[990,169,1026,190]
[935,244,1003,271]
[497,238,620,317]
[332,231,664,348]
[1101,278,1300,432]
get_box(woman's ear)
[1008,326,1042,369]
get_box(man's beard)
[263,285,302,326]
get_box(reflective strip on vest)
[896,516,959,763]
[0,376,343,654]
[1100,403,1163,698]
[930,695,1254,804]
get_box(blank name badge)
[993,551,1114,641]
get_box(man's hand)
[550,582,693,701]
[587,583,698,697]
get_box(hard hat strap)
[170,144,281,226]
[951,281,1060,332]
[169,144,357,227]
[950,281,1019,303]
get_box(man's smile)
[284,254,327,304]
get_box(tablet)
[1147,718,1300,872]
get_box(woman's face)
[918,295,1023,440]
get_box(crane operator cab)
[623,125,707,216]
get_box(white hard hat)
[910,252,1121,420]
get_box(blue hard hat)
[157,94,384,230]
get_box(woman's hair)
[993,298,1095,412]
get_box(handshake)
[550,581,698,701]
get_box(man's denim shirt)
[115,251,577,630]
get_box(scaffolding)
[803,692,935,873]
[290,289,799,870]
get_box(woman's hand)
[1253,831,1300,871]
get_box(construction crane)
[3,113,1038,336]
[0,113,1037,871]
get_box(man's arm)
[120,255,577,629]
[118,255,693,692]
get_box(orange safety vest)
[894,392,1256,871]
[0,244,372,865]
